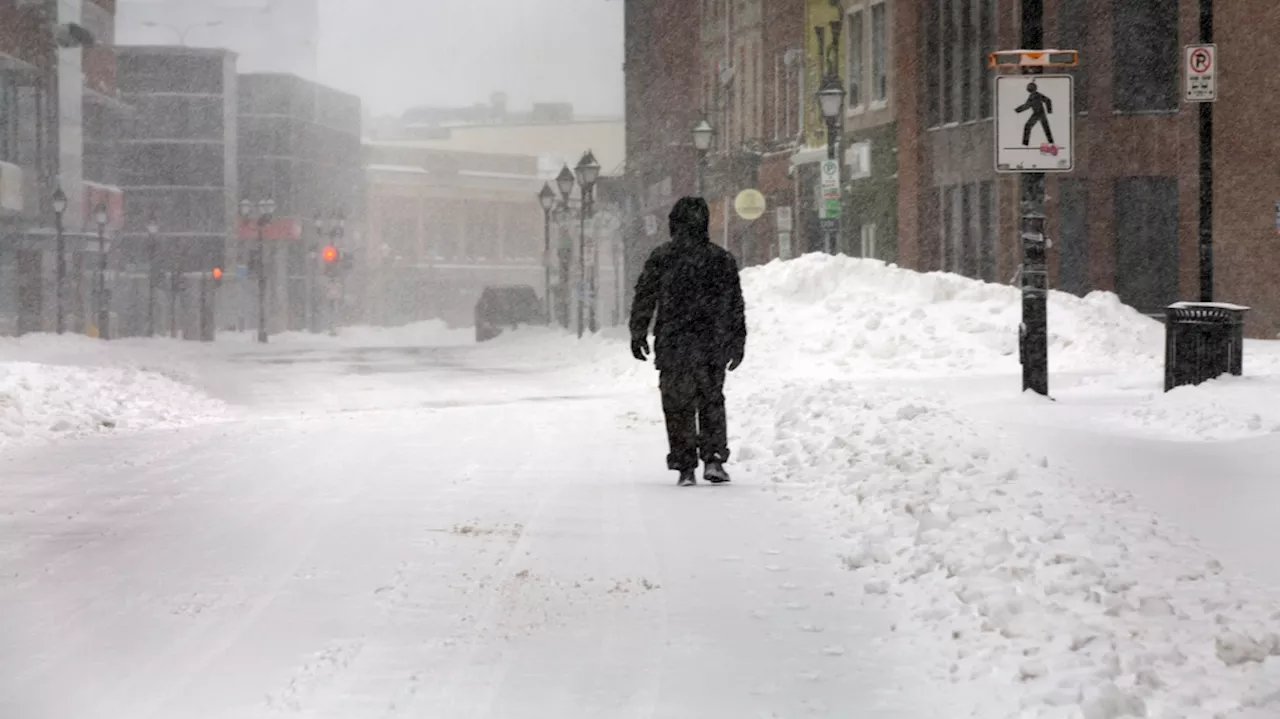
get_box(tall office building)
[116,0,319,80]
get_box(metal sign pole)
[1020,1,1049,396]
[1197,0,1214,302]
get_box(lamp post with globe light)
[93,202,110,339]
[52,187,67,334]
[815,18,846,256]
[146,213,160,336]
[693,119,714,196]
[540,182,560,323]
[574,150,601,338]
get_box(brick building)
[622,0,703,305]
[0,0,130,336]
[898,0,1280,336]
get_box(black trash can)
[1164,302,1250,391]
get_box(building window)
[959,0,974,121]
[0,74,17,163]
[847,9,865,109]
[941,0,956,122]
[1059,0,1089,113]
[1115,177,1179,313]
[1112,0,1177,113]
[870,2,888,103]
[1058,179,1090,295]
[926,0,941,127]
[861,223,878,259]
[979,0,994,118]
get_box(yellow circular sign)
[734,189,767,221]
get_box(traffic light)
[322,245,339,277]
[211,267,223,282]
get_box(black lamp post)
[52,187,67,334]
[146,213,159,336]
[693,119,714,196]
[538,183,556,325]
[240,197,275,343]
[574,150,601,338]
[815,20,845,255]
[555,164,576,331]
[94,202,110,340]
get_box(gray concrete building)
[116,46,238,338]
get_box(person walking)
[629,197,747,487]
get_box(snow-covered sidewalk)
[539,254,1280,717]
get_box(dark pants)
[659,363,729,471]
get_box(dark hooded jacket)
[629,197,747,370]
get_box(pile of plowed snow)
[512,254,1165,382]
[735,378,1280,718]
[741,254,1162,378]
[0,336,227,453]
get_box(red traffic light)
[322,245,339,263]
[211,267,223,280]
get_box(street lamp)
[94,202,110,340]
[538,183,557,325]
[52,187,67,334]
[146,213,159,337]
[574,150,601,339]
[556,164,576,204]
[240,197,274,344]
[815,18,846,256]
[693,119,714,197]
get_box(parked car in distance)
[475,285,546,343]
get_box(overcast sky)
[317,0,625,118]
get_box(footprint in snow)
[797,670,823,682]
[822,645,847,657]
[785,602,809,611]
[800,624,824,633]
[763,548,782,555]
[764,565,787,573]
[784,535,804,542]
[779,582,800,590]
[721,555,743,562]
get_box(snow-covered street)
[0,339,939,719]
[3,256,1280,718]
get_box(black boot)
[703,462,730,484]
[677,469,697,487]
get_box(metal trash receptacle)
[1164,302,1250,392]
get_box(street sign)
[776,206,793,233]
[236,264,249,279]
[820,218,839,233]
[819,160,841,219]
[995,74,1074,173]
[643,214,658,236]
[1185,44,1217,103]
[734,189,767,221]
[778,231,792,260]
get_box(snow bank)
[1101,376,1280,442]
[0,334,227,453]
[514,254,1164,383]
[219,319,473,348]
[733,380,1280,718]
[742,255,1163,378]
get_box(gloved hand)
[727,348,744,372]
[631,336,650,362]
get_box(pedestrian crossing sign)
[994,74,1074,173]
